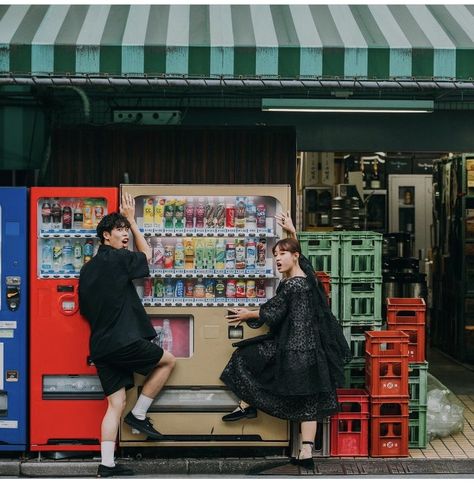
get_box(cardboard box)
[302,152,335,187]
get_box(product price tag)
[0,421,18,429]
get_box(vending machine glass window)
[149,316,194,358]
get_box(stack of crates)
[330,389,370,456]
[340,232,383,385]
[365,330,410,457]
[387,298,428,449]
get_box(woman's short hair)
[96,212,131,243]
[272,237,302,256]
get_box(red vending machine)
[30,187,118,452]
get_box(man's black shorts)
[94,339,164,396]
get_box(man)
[79,192,175,478]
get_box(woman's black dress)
[220,255,352,422]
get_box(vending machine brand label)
[0,420,18,429]
[0,321,16,329]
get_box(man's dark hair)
[96,212,131,244]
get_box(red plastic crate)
[387,323,425,363]
[330,414,369,457]
[386,298,426,325]
[316,271,330,304]
[336,388,370,415]
[370,415,409,457]
[370,397,409,417]
[365,356,409,398]
[365,330,409,357]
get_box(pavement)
[0,347,473,478]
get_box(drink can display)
[215,279,225,298]
[235,239,246,270]
[164,278,174,298]
[154,279,165,298]
[225,203,235,228]
[194,278,206,298]
[226,279,236,298]
[256,204,266,228]
[236,279,246,298]
[246,280,256,298]
[225,242,235,270]
[185,280,195,297]
[41,200,52,230]
[245,239,256,269]
[143,278,153,297]
[205,279,215,298]
[94,202,105,225]
[62,204,72,230]
[256,279,266,298]
[174,279,185,298]
[164,244,175,269]
[257,238,266,267]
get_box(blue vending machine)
[0,187,27,450]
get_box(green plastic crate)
[341,322,383,358]
[343,359,366,389]
[408,362,428,407]
[341,278,383,322]
[298,232,340,279]
[329,278,341,321]
[409,404,427,449]
[340,232,383,280]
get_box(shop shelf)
[365,356,409,398]
[408,362,428,407]
[369,415,409,457]
[343,359,366,389]
[341,278,382,322]
[340,232,382,280]
[408,404,428,449]
[298,232,340,279]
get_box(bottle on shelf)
[83,239,94,263]
[256,238,266,268]
[41,239,53,271]
[73,240,83,272]
[370,160,381,189]
[246,196,257,230]
[205,279,215,298]
[235,197,246,229]
[62,239,74,272]
[73,200,83,229]
[361,161,367,190]
[215,279,225,298]
[164,243,175,269]
[235,238,246,270]
[93,200,105,226]
[151,237,165,269]
[225,242,236,270]
[184,198,195,229]
[246,238,257,269]
[226,201,235,228]
[174,279,185,298]
[174,238,185,269]
[194,238,205,270]
[51,199,62,230]
[215,238,226,270]
[205,197,215,228]
[204,238,216,270]
[154,197,165,230]
[154,279,165,298]
[52,239,63,272]
[83,199,94,229]
[164,199,175,230]
[256,203,266,229]
[184,238,194,269]
[41,200,52,231]
[195,198,205,229]
[215,197,226,228]
[62,201,72,230]
[174,199,185,230]
[161,319,173,353]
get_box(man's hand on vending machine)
[226,308,259,325]
[120,192,136,222]
[275,211,296,239]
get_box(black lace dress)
[220,255,352,422]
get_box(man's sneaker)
[124,411,163,440]
[97,463,134,478]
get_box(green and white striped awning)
[2,4,474,81]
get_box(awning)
[1,4,474,81]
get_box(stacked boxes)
[365,330,410,457]
[387,297,428,448]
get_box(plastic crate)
[370,397,409,417]
[316,271,330,303]
[365,356,409,398]
[298,232,340,279]
[330,414,369,457]
[340,232,382,280]
[365,330,409,357]
[341,322,383,358]
[408,362,428,407]
[329,277,341,321]
[336,388,370,414]
[408,404,428,449]
[343,360,366,389]
[341,278,382,322]
[370,415,409,457]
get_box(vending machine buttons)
[5,276,21,312]
[228,325,243,339]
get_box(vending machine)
[0,187,28,451]
[119,184,291,448]
[29,187,118,452]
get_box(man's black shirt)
[79,244,155,359]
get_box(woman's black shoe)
[222,405,257,422]
[291,457,314,470]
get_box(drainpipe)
[67,86,91,121]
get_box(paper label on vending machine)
[0,330,14,339]
[0,321,17,329]
[0,421,18,429]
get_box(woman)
[220,212,352,468]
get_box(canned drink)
[257,239,266,267]
[205,279,215,298]
[256,204,266,228]
[194,278,206,298]
[236,279,246,298]
[185,280,195,297]
[225,203,235,228]
[226,279,236,298]
[215,279,225,298]
[246,280,256,298]
[143,278,153,297]
[94,203,105,224]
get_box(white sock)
[101,441,116,468]
[132,394,154,420]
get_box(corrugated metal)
[1,4,474,80]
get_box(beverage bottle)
[73,240,83,272]
[225,242,236,270]
[185,280,195,298]
[83,199,94,229]
[62,202,72,230]
[94,200,105,226]
[184,198,195,229]
[215,238,226,270]
[143,278,153,298]
[205,197,215,228]
[256,279,266,298]
[257,238,267,268]
[83,239,94,263]
[161,319,173,353]
[215,279,225,298]
[235,239,246,270]
[246,280,256,298]
[174,198,185,230]
[184,238,195,270]
[205,279,215,298]
[204,238,216,270]
[195,238,205,270]
[195,198,205,228]
[256,203,266,229]
[73,200,83,230]
[41,240,53,271]
[174,238,185,269]
[164,244,175,269]
[215,197,226,228]
[152,238,165,269]
[174,279,185,298]
[154,279,165,298]
[41,200,52,230]
[194,278,205,298]
[235,197,246,229]
[226,279,236,298]
[225,202,235,228]
[164,199,175,230]
[246,196,257,230]
[62,239,74,271]
[164,278,174,298]
[246,238,257,270]
[52,239,63,272]
[143,197,155,228]
[236,279,246,298]
[154,198,165,230]
[51,199,62,230]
